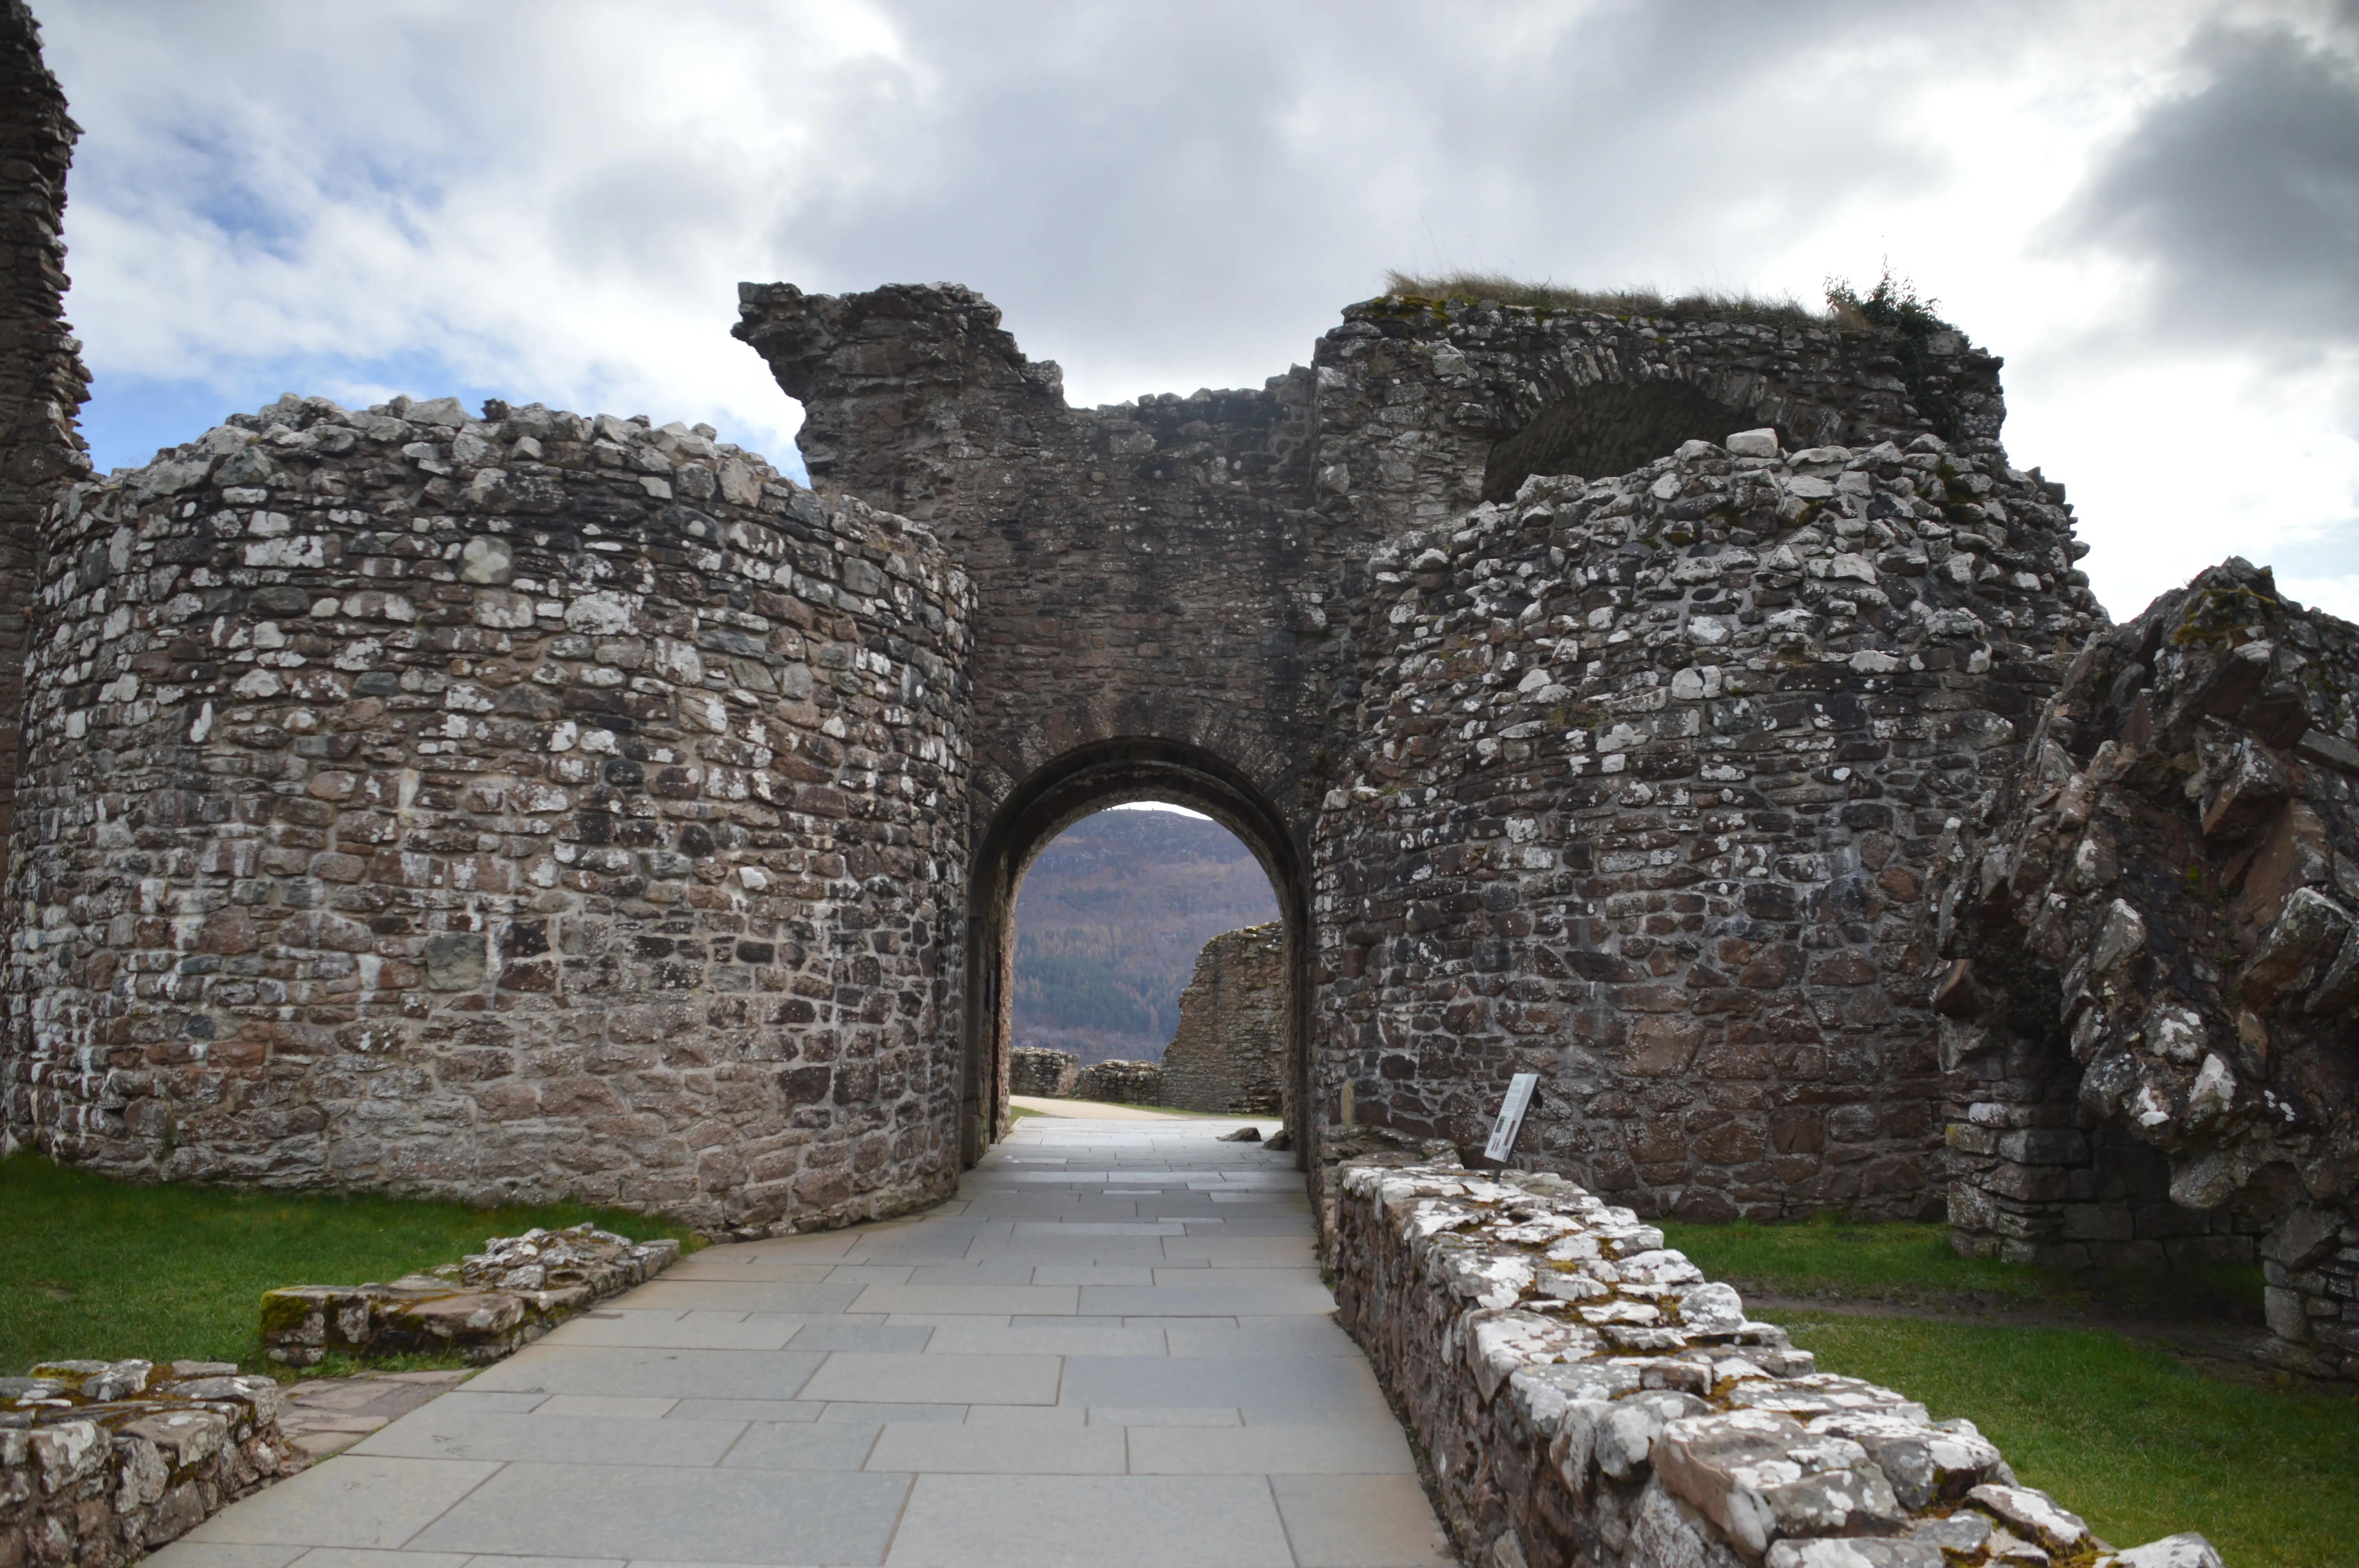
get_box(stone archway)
[961,738,1309,1167]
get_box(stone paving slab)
[884,1474,1295,1568]
[160,1116,1456,1568]
[405,1464,913,1562]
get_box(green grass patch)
[1659,1212,2263,1316]
[0,1152,702,1377]
[1776,1311,2359,1568]
[1661,1213,2061,1303]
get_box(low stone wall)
[1074,1060,1164,1106]
[262,1223,678,1367]
[1159,924,1285,1116]
[1332,1159,2223,1568]
[2,1357,300,1568]
[1009,1046,1078,1097]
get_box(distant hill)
[1011,809,1280,1065]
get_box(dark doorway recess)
[1483,380,1776,502]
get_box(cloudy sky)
[40,0,2359,624]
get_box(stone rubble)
[1332,1158,2224,1568]
[260,1221,679,1366]
[1,1356,299,1568]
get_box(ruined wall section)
[1299,297,2007,552]
[735,283,1339,825]
[0,394,971,1236]
[0,1,89,878]
[1931,558,2359,1377]
[736,287,2016,842]
[1160,922,1286,1116]
[1313,430,2097,1220]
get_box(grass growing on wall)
[1379,270,1823,326]
[0,1152,702,1377]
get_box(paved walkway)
[158,1116,1455,1568]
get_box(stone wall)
[0,0,90,882]
[1311,430,2092,1218]
[1159,922,1286,1115]
[3,1358,300,1568]
[1931,557,2359,1379]
[739,279,2033,1210]
[1331,1158,2223,1568]
[1008,1044,1078,1097]
[1074,1058,1163,1105]
[0,394,972,1237]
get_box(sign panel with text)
[1483,1072,1540,1163]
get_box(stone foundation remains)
[261,1223,680,1367]
[1005,1047,1172,1107]
[1159,922,1286,1115]
[1331,1158,2222,1568]
[2,1357,300,1568]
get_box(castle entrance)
[961,739,1310,1167]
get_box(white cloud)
[40,0,2359,626]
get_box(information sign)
[1483,1072,1540,1163]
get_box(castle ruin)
[0,2,2351,1380]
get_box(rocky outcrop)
[1159,923,1286,1115]
[2,1357,299,1567]
[1932,558,2359,1377]
[261,1222,680,1366]
[1332,1159,2224,1568]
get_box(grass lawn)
[1,1152,702,1378]
[1660,1211,2262,1314]
[1663,1214,2358,1568]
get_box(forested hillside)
[1011,808,1280,1064]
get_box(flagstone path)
[153,1115,1457,1568]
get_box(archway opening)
[961,739,1310,1167]
[1011,802,1280,1100]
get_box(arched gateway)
[966,740,1310,1163]
[732,280,2066,1223]
[9,243,2104,1242]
